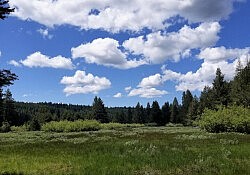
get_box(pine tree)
[3,89,17,125]
[151,101,162,125]
[170,97,179,123]
[180,90,193,124]
[187,95,199,122]
[0,0,14,20]
[212,68,230,106]
[133,102,144,123]
[162,102,171,124]
[92,96,109,123]
[231,60,250,107]
[198,86,214,114]
[145,102,151,123]
[127,107,133,123]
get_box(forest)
[0,60,249,133]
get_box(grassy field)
[0,127,249,175]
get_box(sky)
[0,0,250,107]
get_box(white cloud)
[0,51,1,57]
[128,73,167,98]
[8,60,22,67]
[161,51,250,91]
[37,28,53,39]
[10,0,240,32]
[60,70,111,96]
[138,74,163,88]
[123,22,221,63]
[198,46,250,63]
[113,93,122,98]
[128,87,168,98]
[20,52,74,69]
[72,38,146,69]
[125,86,132,92]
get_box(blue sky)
[0,0,249,107]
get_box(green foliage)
[10,125,28,132]
[42,120,101,132]
[92,96,109,123]
[199,105,250,133]
[101,122,144,130]
[231,60,250,107]
[0,121,10,132]
[151,101,163,125]
[170,97,179,123]
[29,118,41,131]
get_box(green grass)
[0,127,249,175]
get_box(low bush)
[199,105,250,133]
[42,120,101,132]
[0,121,11,133]
[10,125,29,132]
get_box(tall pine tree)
[151,101,162,125]
[170,97,179,123]
[162,102,171,124]
[92,96,109,123]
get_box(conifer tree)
[170,97,179,123]
[0,0,14,20]
[151,101,162,125]
[162,102,171,124]
[92,96,109,123]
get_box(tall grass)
[0,127,249,174]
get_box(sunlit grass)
[0,127,249,174]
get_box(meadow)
[0,126,249,175]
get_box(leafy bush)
[0,121,11,133]
[199,106,250,133]
[42,120,101,132]
[10,125,29,132]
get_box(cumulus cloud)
[72,38,146,69]
[128,87,168,98]
[123,22,221,63]
[20,52,74,69]
[198,46,250,63]
[8,60,22,67]
[138,74,163,88]
[161,50,250,91]
[37,28,53,39]
[60,70,111,96]
[10,0,240,32]
[125,86,132,92]
[113,93,122,98]
[128,73,167,98]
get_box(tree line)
[0,59,249,131]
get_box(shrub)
[0,121,11,133]
[42,120,101,132]
[199,105,250,133]
[10,125,29,132]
